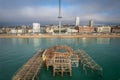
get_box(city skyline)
[0,0,120,26]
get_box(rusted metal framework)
[12,49,44,80]
[12,45,103,80]
[76,49,103,75]
[44,45,79,76]
[53,52,72,76]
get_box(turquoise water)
[0,38,120,80]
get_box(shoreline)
[0,34,120,38]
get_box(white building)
[67,28,78,33]
[33,23,40,33]
[17,29,23,34]
[97,26,111,33]
[75,16,80,26]
[11,28,17,34]
[46,27,54,33]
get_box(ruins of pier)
[12,45,103,80]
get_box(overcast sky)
[0,0,120,26]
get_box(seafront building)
[2,27,11,34]
[46,27,54,33]
[97,26,111,33]
[75,17,80,26]
[0,23,120,35]
[77,26,94,33]
[45,25,57,33]
[40,26,46,33]
[67,28,78,33]
[11,28,17,34]
[17,28,23,34]
[45,25,78,34]
[33,23,40,33]
[111,27,120,33]
[75,20,95,33]
[27,28,33,33]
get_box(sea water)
[0,38,120,80]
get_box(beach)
[0,33,120,38]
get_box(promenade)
[0,33,120,38]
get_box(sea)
[0,38,120,80]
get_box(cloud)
[0,6,58,24]
[0,0,120,25]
